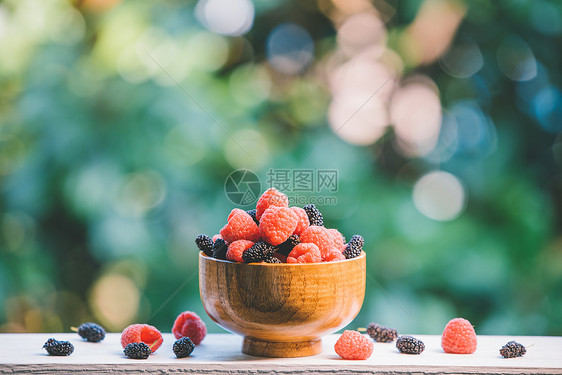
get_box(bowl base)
[242,337,322,358]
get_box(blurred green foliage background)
[1,0,561,336]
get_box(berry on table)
[220,210,260,243]
[441,318,477,354]
[226,240,255,262]
[366,323,397,343]
[303,204,324,226]
[124,342,152,359]
[500,341,526,358]
[242,241,276,263]
[73,322,106,342]
[43,338,74,356]
[212,238,228,260]
[173,337,195,358]
[121,324,163,353]
[172,311,207,345]
[259,206,299,246]
[334,330,374,360]
[195,234,214,256]
[287,243,322,263]
[343,235,364,259]
[256,188,289,220]
[396,336,425,354]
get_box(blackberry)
[343,235,364,259]
[500,341,526,358]
[366,323,397,343]
[264,256,282,263]
[246,209,259,225]
[396,336,425,354]
[277,234,300,256]
[303,204,324,226]
[124,342,151,359]
[173,337,195,358]
[43,338,74,356]
[242,241,276,263]
[76,322,105,342]
[212,238,228,260]
[195,234,214,256]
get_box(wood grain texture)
[0,334,561,374]
[199,252,367,357]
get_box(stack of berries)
[195,188,364,263]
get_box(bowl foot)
[242,337,322,358]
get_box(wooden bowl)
[199,252,366,357]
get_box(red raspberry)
[220,210,260,243]
[300,226,334,259]
[255,188,289,220]
[290,207,310,235]
[226,240,255,262]
[441,318,477,354]
[287,243,322,263]
[227,208,246,221]
[172,311,207,345]
[327,228,345,251]
[212,234,222,242]
[259,206,298,246]
[334,330,374,360]
[323,248,346,262]
[121,324,163,353]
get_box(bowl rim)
[199,251,365,266]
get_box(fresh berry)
[195,234,214,256]
[220,211,260,243]
[226,240,255,262]
[228,208,246,221]
[343,235,364,259]
[246,209,259,225]
[242,241,276,263]
[287,243,322,263]
[303,204,323,226]
[291,207,310,235]
[277,234,300,256]
[173,337,195,358]
[264,256,282,263]
[212,238,228,260]
[396,336,425,354]
[212,234,222,242]
[121,324,163,353]
[324,248,346,262]
[334,330,374,360]
[500,341,526,358]
[76,322,105,342]
[300,226,334,259]
[256,188,289,221]
[327,228,345,251]
[43,338,74,356]
[172,311,207,345]
[366,323,397,343]
[441,318,477,354]
[259,206,299,246]
[124,342,151,359]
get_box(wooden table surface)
[1,333,561,374]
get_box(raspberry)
[441,318,477,354]
[500,341,526,358]
[277,234,300,256]
[343,235,364,259]
[303,204,323,226]
[396,336,425,354]
[220,210,260,243]
[300,226,334,259]
[246,209,259,225]
[327,228,345,251]
[291,207,309,235]
[259,206,298,246]
[75,322,105,342]
[228,208,246,221]
[121,324,163,353]
[226,240,255,262]
[323,248,345,262]
[256,188,289,220]
[334,330,374,360]
[242,241,276,263]
[287,243,322,263]
[43,338,74,356]
[173,337,195,358]
[212,238,228,260]
[124,342,151,359]
[366,323,397,343]
[172,311,207,345]
[195,234,214,256]
[212,234,222,242]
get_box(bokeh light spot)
[497,36,537,82]
[196,0,254,36]
[413,171,466,221]
[266,23,314,76]
[439,38,483,78]
[90,274,139,330]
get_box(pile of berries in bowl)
[195,188,364,263]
